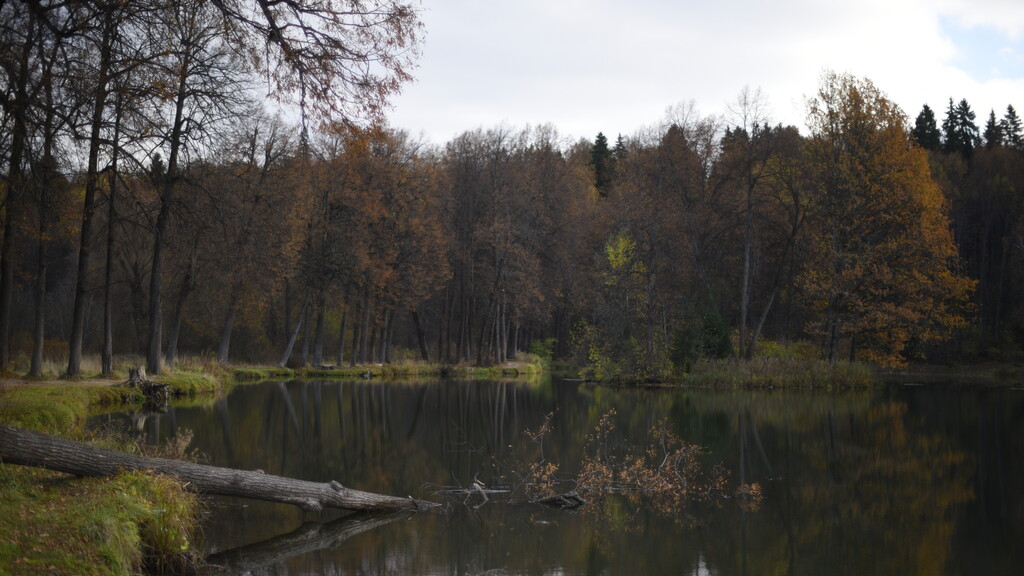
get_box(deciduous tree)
[802,73,973,367]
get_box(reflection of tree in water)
[94,381,1020,575]
[725,400,974,576]
[828,402,972,572]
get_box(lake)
[96,377,1024,575]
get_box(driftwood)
[0,424,435,513]
[533,490,587,509]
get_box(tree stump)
[124,366,170,408]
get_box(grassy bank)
[681,357,877,388]
[0,354,546,574]
[591,357,878,389]
[0,367,223,575]
[0,466,199,575]
[233,354,546,381]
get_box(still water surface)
[99,378,1024,575]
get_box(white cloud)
[387,0,1024,143]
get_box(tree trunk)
[102,170,118,376]
[313,303,325,367]
[101,92,125,376]
[412,310,431,363]
[283,277,292,346]
[165,252,196,366]
[384,310,395,364]
[218,305,238,365]
[29,221,46,379]
[299,301,311,366]
[0,424,432,513]
[359,290,371,364]
[337,294,349,366]
[349,295,362,367]
[0,12,37,372]
[278,294,309,368]
[68,15,113,378]
[146,56,190,376]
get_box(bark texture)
[0,424,433,513]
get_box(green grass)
[155,371,221,396]
[0,386,130,436]
[233,366,296,380]
[0,382,204,574]
[232,356,547,381]
[0,466,199,575]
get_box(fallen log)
[533,490,587,509]
[0,424,435,513]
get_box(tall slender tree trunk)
[299,301,311,366]
[2,15,36,372]
[217,282,241,365]
[29,30,57,379]
[412,309,431,363]
[101,185,117,375]
[337,292,350,366]
[102,95,124,376]
[383,310,395,364]
[146,61,190,375]
[68,15,112,377]
[645,268,656,370]
[313,302,325,367]
[349,295,362,368]
[278,294,309,368]
[456,294,467,363]
[437,286,449,363]
[165,251,196,366]
[369,322,379,364]
[29,213,46,379]
[284,277,292,346]
[739,204,753,359]
[359,290,371,365]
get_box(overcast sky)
[385,0,1024,145]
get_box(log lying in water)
[0,424,434,513]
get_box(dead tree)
[0,424,434,513]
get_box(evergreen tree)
[590,132,613,196]
[942,98,980,157]
[983,110,1003,149]
[613,134,628,159]
[1002,104,1023,150]
[912,104,942,150]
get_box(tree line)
[2,7,1021,378]
[0,0,422,376]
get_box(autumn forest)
[2,1,1023,380]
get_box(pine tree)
[1001,104,1023,150]
[590,132,613,196]
[912,104,942,150]
[613,134,628,159]
[942,98,979,157]
[983,110,1004,149]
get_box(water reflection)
[94,379,1024,575]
